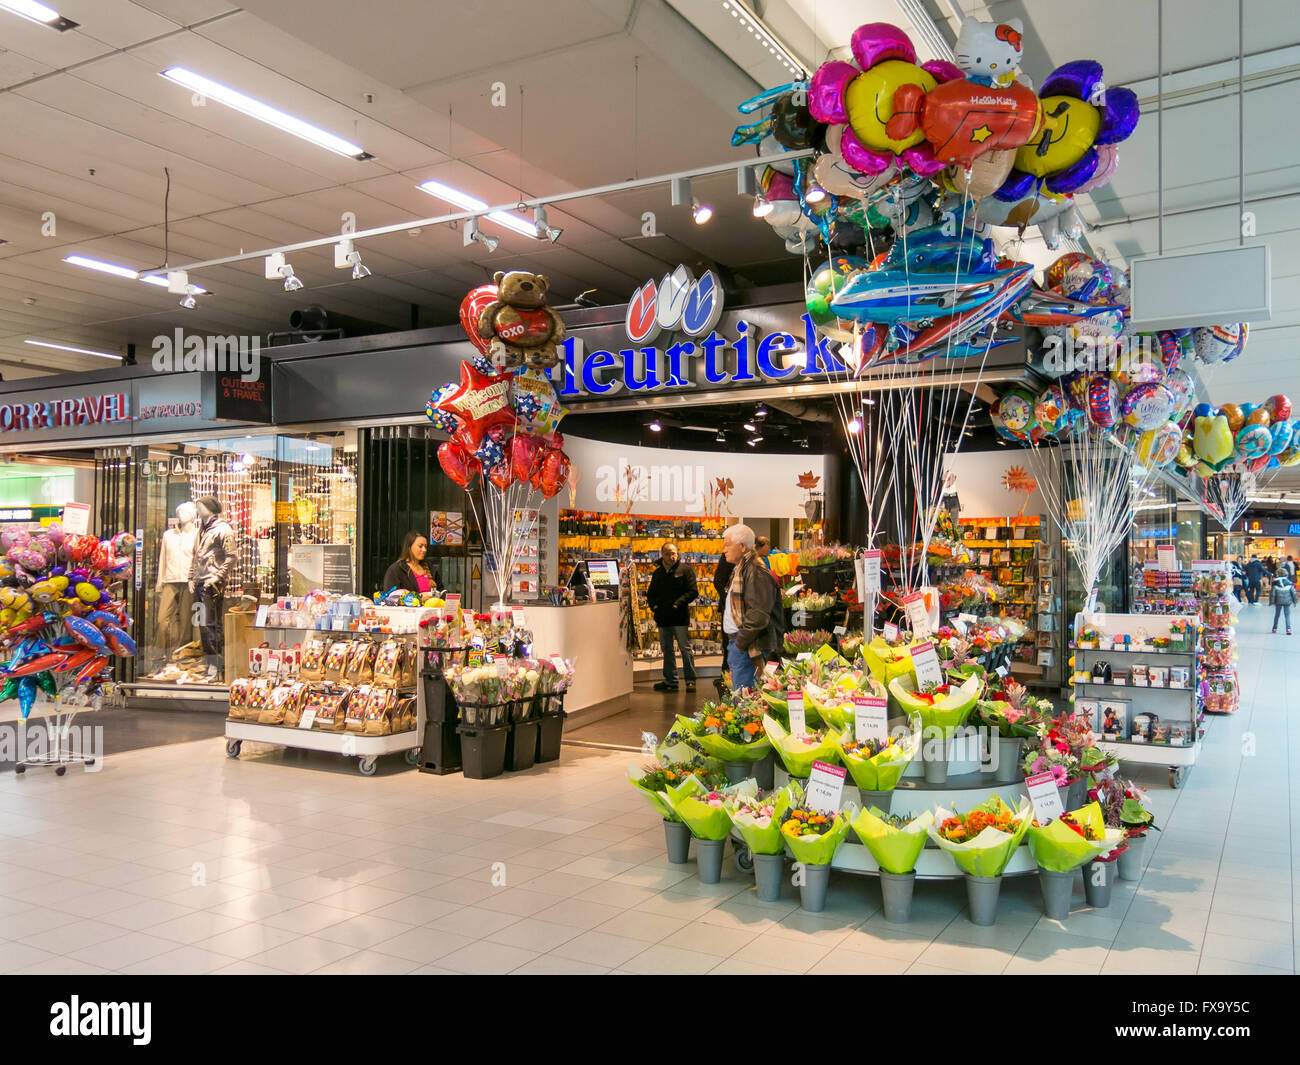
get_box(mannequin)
[188,494,236,682]
[155,501,198,659]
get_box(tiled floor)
[0,605,1292,975]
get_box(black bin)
[506,721,539,771]
[458,725,509,779]
[536,712,566,763]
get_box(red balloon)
[509,433,542,484]
[438,361,516,448]
[1248,455,1270,473]
[888,78,1040,170]
[538,449,570,499]
[488,462,514,489]
[437,441,480,489]
[1267,394,1292,422]
[459,285,499,355]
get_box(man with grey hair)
[647,541,699,691]
[721,523,780,692]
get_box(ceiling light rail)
[139,150,813,283]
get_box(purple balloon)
[921,59,964,83]
[994,169,1038,203]
[1046,147,1101,195]
[850,22,916,70]
[1097,87,1141,144]
[1041,60,1104,101]
[808,61,857,125]
[839,126,893,174]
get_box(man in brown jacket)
[721,524,780,691]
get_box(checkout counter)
[526,600,632,725]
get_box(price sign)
[1156,545,1177,572]
[951,616,967,636]
[445,594,462,614]
[805,760,847,815]
[853,556,865,598]
[833,625,847,636]
[795,652,812,662]
[61,501,90,535]
[511,609,525,628]
[1025,770,1065,823]
[979,551,992,566]
[903,592,931,638]
[763,661,777,678]
[862,550,882,595]
[910,642,943,688]
[787,692,806,736]
[996,664,1009,678]
[255,605,269,628]
[958,612,978,626]
[883,622,900,642]
[297,708,317,730]
[853,695,888,743]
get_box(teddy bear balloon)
[476,270,566,372]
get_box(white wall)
[563,435,824,520]
[942,448,1056,519]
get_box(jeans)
[658,625,695,684]
[1273,604,1292,630]
[727,639,759,693]
[197,585,225,672]
[1248,581,1260,604]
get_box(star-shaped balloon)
[513,391,542,423]
[470,354,495,375]
[439,361,516,449]
[474,428,507,471]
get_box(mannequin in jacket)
[155,501,198,659]
[188,495,236,681]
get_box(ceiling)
[0,0,1297,430]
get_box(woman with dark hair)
[382,531,442,595]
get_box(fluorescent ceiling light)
[64,254,139,280]
[0,1,77,31]
[25,339,121,361]
[140,274,206,294]
[417,180,537,238]
[160,67,370,160]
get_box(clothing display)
[189,499,236,678]
[154,503,199,659]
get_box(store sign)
[203,370,271,424]
[0,392,129,433]
[625,266,724,345]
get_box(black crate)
[536,711,566,763]
[457,725,509,779]
[418,719,462,775]
[506,720,539,772]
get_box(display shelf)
[224,718,421,775]
[1069,645,1195,656]
[1073,681,1192,692]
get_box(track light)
[847,416,862,434]
[752,193,773,218]
[671,176,691,207]
[692,198,713,225]
[743,421,757,432]
[754,403,768,420]
[797,438,810,449]
[265,252,303,291]
[861,396,876,406]
[179,285,200,309]
[737,166,758,197]
[648,419,662,433]
[533,206,563,243]
[805,180,828,204]
[747,436,763,447]
[464,218,498,252]
[334,238,370,278]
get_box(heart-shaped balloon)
[459,284,499,355]
[538,449,570,499]
[437,441,480,489]
[488,462,514,490]
[510,433,542,484]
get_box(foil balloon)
[0,526,29,551]
[997,387,1037,433]
[1217,403,1244,432]
[458,285,499,356]
[1278,445,1300,467]
[1034,385,1066,431]
[1072,143,1121,194]
[1268,420,1294,456]
[438,362,515,449]
[537,449,570,500]
[487,462,514,490]
[1087,375,1119,428]
[807,22,953,176]
[512,367,564,435]
[1193,324,1247,364]
[436,441,480,489]
[1136,422,1182,467]
[100,624,136,657]
[1155,329,1193,371]
[939,149,1016,200]
[1264,394,1293,422]
[1112,360,1162,389]
[812,126,899,198]
[1193,414,1235,466]
[425,384,459,434]
[1235,423,1272,460]
[17,676,36,720]
[1120,382,1176,431]
[509,433,543,485]
[1162,368,1196,415]
[806,255,872,343]
[887,76,1040,171]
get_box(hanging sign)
[903,592,931,638]
[862,550,881,595]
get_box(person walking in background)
[1271,571,1298,634]
[648,542,699,692]
[1246,556,1264,604]
[755,536,772,569]
[1284,555,1297,582]
[713,552,736,697]
[721,523,780,692]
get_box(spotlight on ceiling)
[464,218,498,253]
[179,286,200,310]
[743,421,757,432]
[265,251,303,291]
[747,436,763,447]
[752,193,773,218]
[648,419,662,433]
[847,416,862,434]
[715,430,726,443]
[754,403,768,420]
[692,198,713,225]
[334,238,371,279]
[533,206,563,244]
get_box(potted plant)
[851,808,934,923]
[833,715,920,811]
[724,788,792,902]
[929,795,1033,926]
[974,679,1047,783]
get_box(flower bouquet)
[1091,776,1158,881]
[974,679,1049,783]
[1027,800,1127,917]
[863,633,916,684]
[779,781,855,912]
[1021,718,1082,807]
[850,807,935,922]
[784,629,832,656]
[445,662,510,725]
[725,786,794,900]
[928,795,1034,925]
[804,671,882,730]
[833,714,920,804]
[838,633,864,658]
[888,671,983,783]
[675,698,771,765]
[666,777,755,883]
[762,714,839,778]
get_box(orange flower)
[742,722,760,735]
[704,716,721,730]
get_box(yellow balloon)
[845,60,936,154]
[1279,446,1300,467]
[50,575,69,592]
[75,582,100,603]
[1014,96,1101,179]
[1174,443,1196,468]
[1193,414,1234,465]
[0,609,14,626]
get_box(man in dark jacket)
[648,543,699,691]
[721,524,780,692]
[712,554,736,698]
[1246,557,1265,604]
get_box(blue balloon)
[1240,403,1258,417]
[1268,457,1280,468]
[1193,402,1214,418]
[1268,421,1294,456]
[18,676,36,719]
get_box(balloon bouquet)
[0,523,137,720]
[427,277,572,606]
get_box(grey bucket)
[964,873,1002,926]
[1117,834,1146,881]
[723,761,750,786]
[695,838,726,884]
[753,751,775,791]
[1084,859,1115,907]
[753,852,784,902]
[860,789,893,813]
[879,870,915,923]
[663,819,690,864]
[993,737,1024,783]
[922,736,950,785]
[1038,868,1076,920]
[799,862,832,912]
